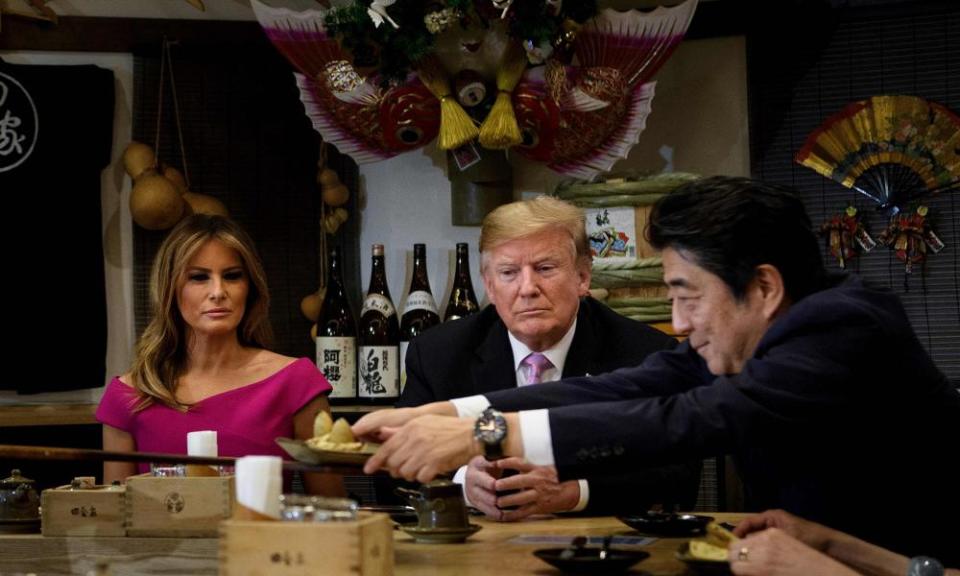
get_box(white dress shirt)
[452,319,590,512]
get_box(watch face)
[475,410,506,444]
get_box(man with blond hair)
[399,196,699,520]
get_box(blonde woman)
[97,214,335,491]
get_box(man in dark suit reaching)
[358,178,960,563]
[398,196,699,520]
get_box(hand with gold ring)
[733,509,834,552]
[728,528,860,576]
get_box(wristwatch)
[473,407,507,460]
[908,557,944,576]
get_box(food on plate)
[688,539,729,561]
[687,521,738,561]
[313,410,333,438]
[306,413,364,452]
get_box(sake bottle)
[444,242,480,321]
[316,246,357,403]
[358,244,400,404]
[400,243,440,392]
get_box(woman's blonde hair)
[479,195,590,271]
[130,214,273,410]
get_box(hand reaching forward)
[352,401,457,443]
[362,414,480,482]
[733,509,834,553]
[492,457,580,522]
[729,528,859,576]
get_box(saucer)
[618,512,714,537]
[399,523,482,543]
[533,547,649,574]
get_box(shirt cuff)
[451,395,490,418]
[519,409,554,466]
[570,479,589,512]
[452,465,471,507]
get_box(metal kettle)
[0,469,41,521]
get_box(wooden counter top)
[0,404,99,427]
[0,404,383,427]
[0,513,746,575]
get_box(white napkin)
[187,430,218,457]
[235,456,282,519]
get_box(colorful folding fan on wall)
[797,95,958,276]
[796,95,960,212]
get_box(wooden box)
[125,473,234,537]
[41,484,127,537]
[218,512,393,576]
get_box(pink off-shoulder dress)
[96,357,330,472]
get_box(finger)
[392,447,424,482]
[469,470,498,492]
[416,464,439,484]
[377,426,400,440]
[351,412,388,438]
[499,504,537,522]
[383,437,420,480]
[495,457,532,472]
[471,499,502,520]
[467,485,498,511]
[363,441,392,474]
[495,471,539,492]
[732,515,769,538]
[469,456,498,474]
[497,488,538,509]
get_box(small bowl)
[617,512,714,537]
[532,547,649,574]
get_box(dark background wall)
[747,0,960,384]
[131,41,361,359]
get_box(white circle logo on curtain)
[0,71,39,173]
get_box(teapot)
[0,469,41,522]
[396,479,468,529]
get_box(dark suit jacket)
[480,278,960,563]
[399,297,702,514]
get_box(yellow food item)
[687,522,738,562]
[307,416,364,452]
[706,521,737,546]
[313,411,333,438]
[306,436,364,452]
[329,417,355,444]
[688,539,728,561]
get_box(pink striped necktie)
[522,352,553,385]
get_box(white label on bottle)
[361,293,396,318]
[399,341,409,394]
[316,336,357,399]
[403,291,438,315]
[358,345,399,399]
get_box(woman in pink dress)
[97,214,338,492]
